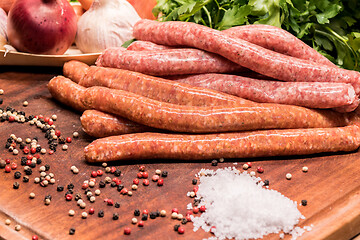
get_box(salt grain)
[191,167,304,240]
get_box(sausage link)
[133,20,360,94]
[79,66,254,106]
[63,60,89,84]
[84,125,360,162]
[127,40,172,51]
[174,73,358,110]
[48,76,88,112]
[81,86,349,133]
[81,110,154,138]
[223,24,335,67]
[96,47,245,76]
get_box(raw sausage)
[127,40,172,51]
[48,76,88,112]
[81,86,349,133]
[223,24,335,67]
[174,73,358,110]
[133,20,360,94]
[63,60,89,84]
[96,47,245,76]
[78,65,254,106]
[81,110,154,138]
[84,124,360,162]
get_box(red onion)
[7,0,77,55]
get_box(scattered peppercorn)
[141,214,148,221]
[157,179,164,186]
[13,182,20,189]
[286,173,292,180]
[113,213,119,220]
[69,228,76,235]
[264,179,270,186]
[123,227,131,235]
[57,185,64,192]
[161,171,168,177]
[257,166,264,173]
[192,179,197,185]
[115,202,120,208]
[301,200,308,206]
[134,209,140,216]
[181,218,188,224]
[98,210,104,218]
[211,160,218,166]
[149,212,157,219]
[23,176,29,182]
[302,166,308,172]
[114,169,121,177]
[14,171,21,179]
[174,224,180,231]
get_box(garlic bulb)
[75,0,141,53]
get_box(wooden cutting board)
[0,66,360,240]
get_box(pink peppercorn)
[82,183,89,190]
[48,150,54,155]
[55,130,61,137]
[65,194,73,201]
[139,165,145,172]
[5,166,11,173]
[143,179,149,186]
[124,227,131,235]
[257,166,264,173]
[90,178,96,183]
[38,115,44,119]
[120,188,128,195]
[152,175,159,182]
[34,154,40,159]
[48,119,54,125]
[89,208,95,215]
[186,215,192,222]
[178,226,185,234]
[27,155,33,160]
[11,163,17,170]
[157,179,164,186]
[66,137,72,143]
[143,209,149,215]
[97,170,103,176]
[133,178,139,185]
[8,116,15,122]
[107,199,114,206]
[199,206,206,212]
[193,207,199,214]
[26,160,32,166]
[23,148,29,154]
[137,172,143,178]
[142,172,149,179]
[246,162,252,168]
[30,148,36,154]
[172,208,179,213]
[193,186,199,193]
[138,221,144,227]
[110,167,116,173]
[5,159,10,164]
[32,235,39,240]
[91,171,97,178]
[44,117,50,123]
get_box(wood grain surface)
[0,66,360,240]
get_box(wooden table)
[1,66,360,240]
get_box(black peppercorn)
[25,168,32,175]
[161,171,168,177]
[0,98,3,104]
[36,158,42,164]
[113,213,119,220]
[134,209,140,216]
[67,183,74,189]
[30,162,36,168]
[181,218,188,224]
[57,185,64,192]
[75,193,82,201]
[149,212,157,219]
[36,146,41,153]
[58,137,66,144]
[155,210,160,217]
[13,182,20,189]
[99,181,106,188]
[192,179,198,185]
[110,182,117,188]
[23,176,29,182]
[114,202,120,208]
[21,157,27,166]
[19,142,26,149]
[194,198,201,206]
[174,224,180,231]
[7,138,13,143]
[114,169,121,177]
[98,210,104,218]
[141,214,148,221]
[69,228,75,235]
[5,142,11,149]
[264,179,270,186]
[211,160,218,166]
[45,164,50,171]
[301,200,308,206]
[117,184,124,192]
[14,171,21,179]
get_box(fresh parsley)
[153,0,360,71]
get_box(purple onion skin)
[7,0,77,55]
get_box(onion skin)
[7,0,77,55]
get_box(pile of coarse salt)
[190,167,310,240]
